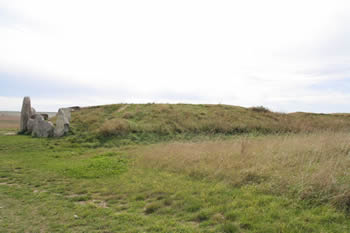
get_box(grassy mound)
[66,103,350,145]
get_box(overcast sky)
[1,0,350,112]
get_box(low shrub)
[221,223,239,233]
[144,202,163,214]
[98,119,130,136]
[250,106,271,113]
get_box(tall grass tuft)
[134,132,350,211]
[99,119,130,136]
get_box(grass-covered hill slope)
[67,103,350,145]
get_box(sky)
[1,0,350,112]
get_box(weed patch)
[144,202,163,214]
[62,154,128,178]
[222,223,239,233]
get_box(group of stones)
[19,97,71,137]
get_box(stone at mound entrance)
[19,97,32,133]
[27,118,35,134]
[40,113,49,120]
[31,114,54,137]
[31,107,36,116]
[18,96,73,138]
[54,108,70,137]
[62,108,71,122]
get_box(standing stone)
[31,107,36,117]
[40,114,49,120]
[27,119,35,134]
[54,108,70,137]
[19,97,32,133]
[62,108,71,122]
[31,114,54,137]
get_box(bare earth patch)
[78,200,108,208]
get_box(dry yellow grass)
[99,118,130,136]
[135,132,350,209]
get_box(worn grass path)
[0,135,349,232]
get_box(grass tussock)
[99,118,130,136]
[134,132,350,210]
[249,106,271,113]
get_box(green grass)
[1,103,350,232]
[60,152,128,178]
[0,135,349,232]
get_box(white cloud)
[1,0,350,112]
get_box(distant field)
[0,111,56,131]
[0,114,19,130]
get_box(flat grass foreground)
[1,133,350,232]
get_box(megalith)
[19,97,32,133]
[27,119,35,134]
[19,96,73,138]
[54,108,70,137]
[40,113,49,120]
[31,107,36,117]
[62,108,71,122]
[32,114,55,137]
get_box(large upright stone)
[62,108,71,122]
[31,114,54,137]
[27,119,35,134]
[31,107,36,117]
[40,114,49,120]
[54,108,70,137]
[20,97,32,133]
